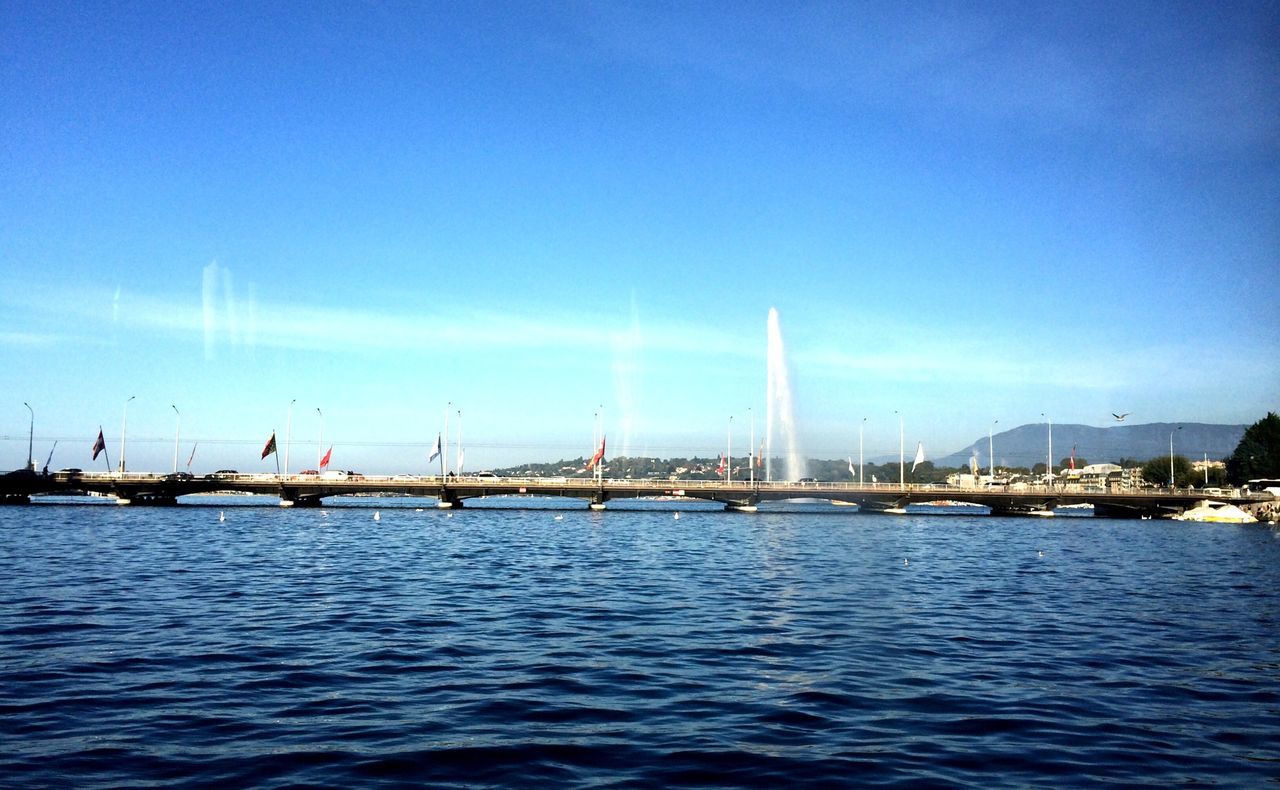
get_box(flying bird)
[1112,412,1130,422]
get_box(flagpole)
[316,408,324,470]
[284,399,295,477]
[749,407,754,485]
[274,429,281,478]
[456,409,463,477]
[119,395,135,474]
[100,428,111,474]
[187,442,197,471]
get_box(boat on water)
[1173,500,1258,524]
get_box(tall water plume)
[766,308,805,482]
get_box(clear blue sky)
[3,1,1277,474]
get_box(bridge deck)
[2,470,1271,518]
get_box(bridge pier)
[857,499,908,514]
[115,493,179,506]
[436,489,463,508]
[280,496,323,508]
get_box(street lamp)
[1041,413,1052,487]
[1170,426,1182,488]
[859,416,866,486]
[23,402,33,472]
[727,415,733,483]
[284,399,296,477]
[748,407,755,485]
[316,407,324,470]
[119,395,135,474]
[895,410,904,486]
[171,405,181,474]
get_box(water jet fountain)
[765,308,805,482]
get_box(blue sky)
[2,1,1277,474]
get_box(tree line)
[495,413,1280,486]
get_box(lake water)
[2,497,1278,787]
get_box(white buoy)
[373,511,380,521]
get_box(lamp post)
[989,419,998,478]
[1170,426,1182,489]
[727,415,733,483]
[896,410,904,486]
[23,402,33,472]
[1041,413,1052,488]
[171,405,181,474]
[859,416,866,486]
[284,399,296,477]
[457,409,464,475]
[442,401,451,477]
[316,407,324,470]
[119,395,135,474]
[749,407,755,485]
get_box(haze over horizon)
[3,2,1277,474]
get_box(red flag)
[1069,445,1076,470]
[92,429,106,460]
[716,454,726,475]
[261,432,277,459]
[757,442,763,467]
[319,446,332,470]
[586,436,606,471]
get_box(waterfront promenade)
[1,469,1269,518]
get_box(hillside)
[935,422,1246,469]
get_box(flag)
[586,436,606,471]
[848,457,855,476]
[319,446,332,470]
[92,428,106,460]
[716,454,726,475]
[969,452,979,476]
[757,442,764,467]
[458,448,465,475]
[261,432,277,459]
[1069,445,1076,470]
[427,433,441,463]
[911,442,925,474]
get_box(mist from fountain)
[765,308,806,482]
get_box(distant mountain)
[935,422,1246,469]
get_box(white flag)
[427,433,441,463]
[848,456,855,476]
[911,442,925,473]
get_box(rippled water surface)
[2,499,1278,787]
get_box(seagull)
[674,512,680,520]
[218,511,225,522]
[903,558,909,566]
[373,511,380,521]
[1112,412,1130,422]
[554,514,564,521]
